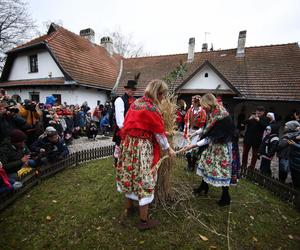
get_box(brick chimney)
[100,36,114,56]
[80,28,95,43]
[187,37,195,63]
[236,30,247,57]
[202,43,208,52]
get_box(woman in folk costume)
[116,79,176,230]
[183,95,206,171]
[184,93,234,206]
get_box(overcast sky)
[28,0,300,56]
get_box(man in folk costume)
[183,95,206,171]
[116,79,175,231]
[113,76,139,165]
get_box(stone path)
[68,135,114,154]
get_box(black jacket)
[244,116,269,146]
[30,136,69,163]
[259,133,279,158]
[289,132,300,171]
[277,134,290,159]
[0,141,30,174]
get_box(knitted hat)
[285,120,300,132]
[10,129,27,143]
[266,125,271,131]
[45,126,58,136]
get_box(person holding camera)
[0,101,29,142]
[18,99,42,127]
[242,106,269,170]
[30,127,69,164]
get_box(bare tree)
[102,28,145,58]
[0,0,36,72]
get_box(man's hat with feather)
[124,73,140,91]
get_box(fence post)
[76,152,79,167]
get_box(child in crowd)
[258,124,279,176]
[277,121,300,182]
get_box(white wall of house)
[8,49,64,81]
[183,65,230,90]
[6,86,108,109]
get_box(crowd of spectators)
[0,89,115,193]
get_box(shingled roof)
[1,23,121,90]
[117,43,300,101]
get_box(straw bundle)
[155,94,178,203]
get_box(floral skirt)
[196,142,232,187]
[116,135,157,199]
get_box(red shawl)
[120,96,166,165]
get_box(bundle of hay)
[155,94,178,203]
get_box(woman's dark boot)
[186,152,193,171]
[193,180,209,196]
[217,187,231,206]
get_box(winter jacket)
[277,134,290,160]
[290,141,300,171]
[244,115,269,146]
[18,105,42,126]
[64,117,74,132]
[0,114,11,142]
[259,133,279,159]
[30,137,69,163]
[289,132,300,172]
[0,141,30,174]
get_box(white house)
[0,23,122,109]
[1,25,300,122]
[117,31,300,122]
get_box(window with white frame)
[29,54,38,73]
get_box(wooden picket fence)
[0,145,114,211]
[175,148,300,205]
[1,144,299,211]
[240,167,299,204]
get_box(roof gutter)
[111,59,123,95]
[77,82,113,91]
[6,42,45,55]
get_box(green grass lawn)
[0,157,300,250]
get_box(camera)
[25,103,37,111]
[38,103,44,110]
[8,107,19,113]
